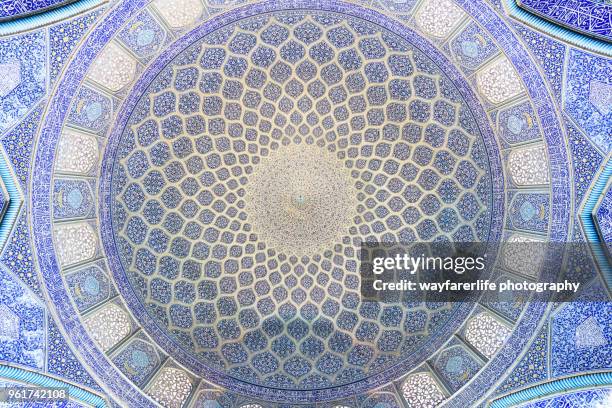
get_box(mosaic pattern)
[594,182,612,258]
[148,366,194,408]
[476,56,524,104]
[565,49,612,154]
[401,372,446,407]
[566,121,603,205]
[0,0,609,407]
[1,103,41,189]
[507,192,549,233]
[464,312,511,359]
[497,100,541,145]
[507,145,550,186]
[551,291,612,376]
[0,0,76,20]
[449,21,498,74]
[112,335,162,387]
[66,86,113,136]
[1,213,39,296]
[0,30,46,133]
[48,8,104,82]
[64,261,114,312]
[550,285,612,376]
[105,7,497,395]
[496,323,548,394]
[46,317,100,390]
[517,0,612,41]
[117,9,167,60]
[515,387,612,408]
[0,267,45,370]
[513,24,565,100]
[432,342,483,392]
[53,178,96,220]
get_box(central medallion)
[245,143,357,257]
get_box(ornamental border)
[506,0,612,57]
[0,0,107,36]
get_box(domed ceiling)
[0,0,610,407]
[102,8,500,398]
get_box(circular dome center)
[102,6,500,400]
[244,143,357,257]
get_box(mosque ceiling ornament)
[516,0,612,42]
[100,5,504,399]
[0,1,79,21]
[0,0,609,407]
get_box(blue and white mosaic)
[48,8,104,82]
[0,30,46,133]
[0,267,45,370]
[551,283,611,376]
[0,0,76,20]
[117,9,168,60]
[0,0,609,407]
[102,8,499,397]
[514,388,612,408]
[517,0,612,41]
[565,48,612,154]
[595,181,612,262]
[497,100,542,146]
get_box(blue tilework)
[1,212,39,297]
[0,384,88,407]
[444,2,570,406]
[11,2,596,408]
[432,343,483,392]
[449,21,499,73]
[48,7,103,82]
[111,336,162,387]
[116,9,167,60]
[510,387,612,408]
[508,192,550,233]
[33,0,187,403]
[566,120,604,205]
[64,262,114,313]
[52,178,96,220]
[0,102,41,190]
[0,175,8,223]
[564,48,612,154]
[101,6,498,396]
[594,181,612,256]
[0,367,105,407]
[46,317,101,391]
[0,266,45,370]
[550,282,612,376]
[482,274,529,322]
[0,0,76,20]
[563,223,599,287]
[513,23,565,100]
[65,85,112,135]
[518,0,612,41]
[578,156,612,288]
[496,323,548,395]
[22,0,498,404]
[372,0,418,12]
[497,100,542,146]
[94,1,502,402]
[0,30,46,134]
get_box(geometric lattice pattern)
[0,0,609,407]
